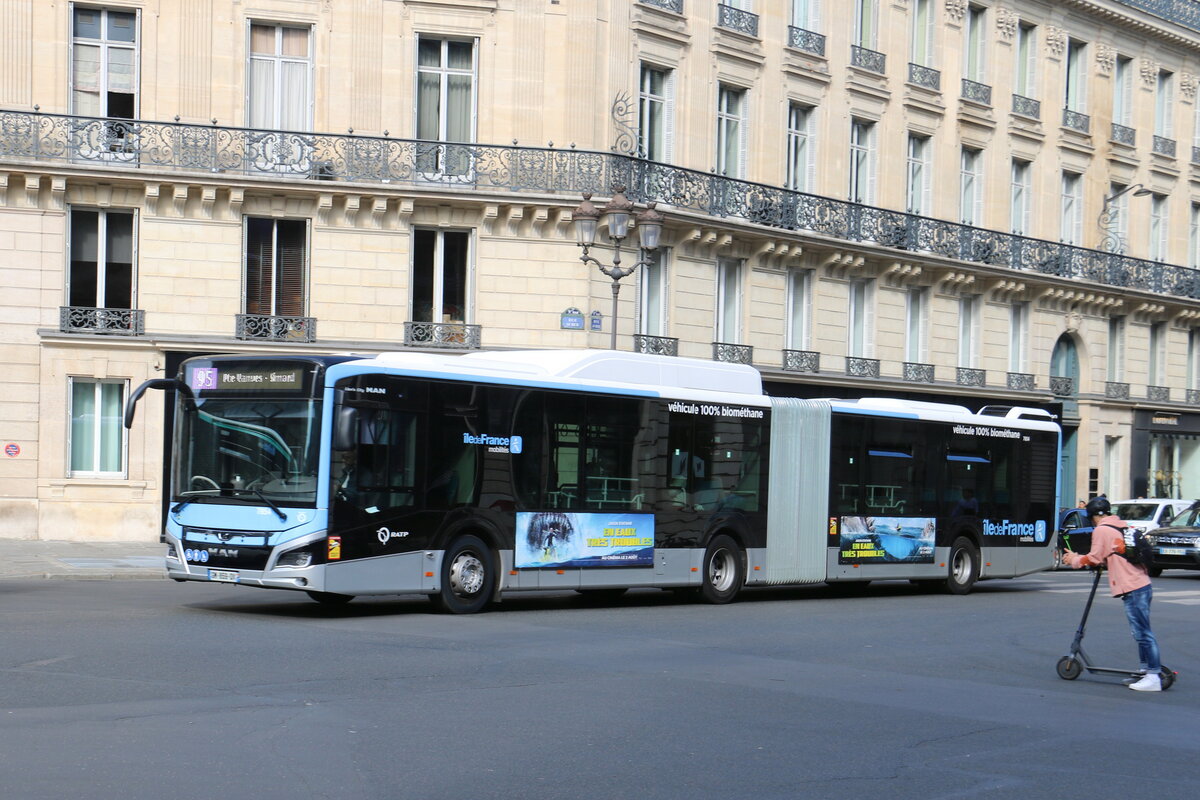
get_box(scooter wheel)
[1160,667,1176,690]
[1057,656,1083,680]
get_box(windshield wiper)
[171,489,219,515]
[233,488,288,522]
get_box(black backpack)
[1105,523,1153,567]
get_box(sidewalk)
[0,539,166,581]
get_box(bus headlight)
[275,549,314,569]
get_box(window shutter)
[738,92,749,180]
[864,280,876,357]
[244,218,270,315]
[866,124,877,204]
[805,108,817,193]
[664,70,676,164]
[276,219,307,316]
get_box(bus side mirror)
[332,406,359,451]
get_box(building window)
[848,278,872,358]
[417,37,477,173]
[959,295,979,368]
[1065,39,1087,113]
[1190,203,1200,268]
[638,248,668,337]
[1104,437,1121,497]
[715,258,742,342]
[1114,55,1133,127]
[1009,301,1028,372]
[1060,172,1082,245]
[786,103,814,192]
[959,146,982,225]
[1109,182,1131,254]
[716,84,746,178]
[910,0,932,67]
[1189,328,1200,390]
[905,288,926,363]
[854,0,877,49]
[1150,194,1169,263]
[71,6,138,120]
[1108,316,1125,382]
[639,64,673,162]
[244,218,307,317]
[248,22,311,131]
[964,5,986,83]
[1156,70,1174,139]
[906,134,930,214]
[1010,159,1031,235]
[1015,22,1036,98]
[1149,322,1166,385]
[791,0,822,31]
[413,229,471,324]
[68,208,134,310]
[787,269,811,350]
[68,378,126,477]
[849,118,875,203]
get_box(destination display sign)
[188,365,304,393]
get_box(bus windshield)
[173,397,322,508]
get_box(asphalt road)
[2,570,1198,800]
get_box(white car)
[1109,499,1195,534]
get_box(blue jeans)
[1122,584,1160,673]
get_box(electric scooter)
[1056,566,1177,689]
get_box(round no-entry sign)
[4,443,19,457]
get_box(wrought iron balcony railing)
[1007,372,1035,391]
[782,349,820,373]
[713,341,752,364]
[1012,94,1040,119]
[236,314,316,342]
[1188,388,1200,405]
[59,306,145,335]
[1063,108,1090,133]
[1105,381,1131,400]
[907,63,940,91]
[903,362,935,383]
[403,321,482,349]
[7,109,1200,303]
[787,26,826,57]
[847,356,880,378]
[1050,376,1076,397]
[716,4,758,37]
[1148,385,1171,402]
[639,0,684,12]
[1111,123,1136,146]
[1153,135,1177,157]
[633,334,679,356]
[961,79,992,106]
[956,367,985,387]
[850,46,886,74]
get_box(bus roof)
[827,397,1060,432]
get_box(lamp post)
[1099,182,1152,254]
[571,187,664,350]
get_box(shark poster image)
[515,511,654,569]
[838,516,936,564]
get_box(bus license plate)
[1157,548,1187,556]
[208,569,240,583]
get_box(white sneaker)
[1129,673,1162,692]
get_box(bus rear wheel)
[432,534,495,614]
[944,536,980,595]
[699,534,744,604]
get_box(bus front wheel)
[699,534,744,604]
[945,537,980,595]
[432,534,495,614]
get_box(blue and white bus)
[125,349,1061,612]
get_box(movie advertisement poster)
[515,511,654,569]
[838,516,936,564]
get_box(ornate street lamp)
[1099,182,1152,254]
[571,187,664,350]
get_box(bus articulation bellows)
[125,349,1061,612]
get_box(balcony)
[961,79,992,106]
[1188,389,1200,405]
[1105,381,1131,400]
[403,321,482,349]
[1063,108,1090,134]
[787,26,826,57]
[1050,376,1076,397]
[846,356,880,378]
[907,63,940,91]
[633,334,679,356]
[716,4,758,37]
[1111,123,1136,146]
[713,341,752,364]
[903,362,935,383]
[59,306,145,335]
[956,367,985,388]
[1148,385,1171,402]
[850,46,886,74]
[1153,136,1177,157]
[782,349,820,373]
[639,0,683,11]
[236,314,316,342]
[1011,95,1040,119]
[1007,372,1035,391]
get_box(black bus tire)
[699,534,744,604]
[432,534,495,614]
[945,536,980,595]
[305,590,354,605]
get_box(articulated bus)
[125,350,1061,612]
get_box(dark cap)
[1086,497,1112,518]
